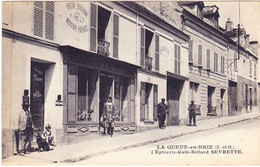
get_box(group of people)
[157,98,197,129]
[14,100,54,155]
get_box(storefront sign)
[68,54,136,77]
[66,2,88,33]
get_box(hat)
[45,124,51,129]
[191,100,194,103]
[22,101,30,106]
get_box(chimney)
[249,41,258,57]
[225,18,233,32]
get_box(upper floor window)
[174,44,181,74]
[206,49,210,69]
[254,62,256,78]
[189,40,193,64]
[90,3,119,58]
[250,60,252,76]
[220,56,225,74]
[34,1,54,40]
[140,26,159,71]
[214,52,218,72]
[198,44,202,67]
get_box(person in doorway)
[188,100,197,126]
[102,97,115,135]
[157,98,168,129]
[14,100,34,155]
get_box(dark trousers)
[24,127,33,152]
[189,112,196,125]
[158,114,166,128]
[15,130,20,153]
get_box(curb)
[60,115,260,163]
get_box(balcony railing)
[98,39,110,56]
[145,56,153,71]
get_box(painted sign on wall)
[66,2,88,33]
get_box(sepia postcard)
[1,0,260,166]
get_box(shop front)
[60,46,137,135]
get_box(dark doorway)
[207,86,215,114]
[220,89,225,116]
[249,87,252,111]
[167,78,184,125]
[99,75,113,120]
[30,62,45,132]
[245,84,248,112]
[228,81,237,116]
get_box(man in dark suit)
[157,98,168,129]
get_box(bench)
[207,106,217,116]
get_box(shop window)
[207,86,216,115]
[140,82,157,122]
[34,1,54,40]
[77,67,97,122]
[114,75,132,122]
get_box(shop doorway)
[228,81,237,116]
[99,75,113,120]
[220,89,225,116]
[30,62,45,132]
[167,78,184,125]
[207,86,215,114]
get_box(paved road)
[76,118,260,165]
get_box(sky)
[205,1,260,43]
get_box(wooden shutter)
[214,52,218,72]
[130,78,135,123]
[140,82,145,121]
[34,2,43,37]
[140,26,145,66]
[198,44,202,66]
[45,1,54,40]
[207,49,210,69]
[174,44,178,74]
[90,3,97,52]
[189,40,193,63]
[153,84,158,121]
[155,34,160,71]
[178,46,181,74]
[67,65,77,122]
[113,14,119,58]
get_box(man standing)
[188,100,197,126]
[157,98,168,129]
[102,97,115,135]
[14,100,34,155]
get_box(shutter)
[90,3,97,52]
[174,44,178,74]
[113,14,119,58]
[155,34,159,71]
[67,65,77,122]
[140,82,145,121]
[207,49,210,69]
[140,26,145,66]
[178,46,181,74]
[34,2,43,37]
[153,84,158,121]
[130,78,135,123]
[189,40,193,62]
[198,45,202,66]
[216,53,218,72]
[45,1,54,40]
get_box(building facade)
[2,1,259,158]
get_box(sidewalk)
[2,112,260,164]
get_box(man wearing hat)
[157,98,168,129]
[188,100,197,126]
[14,98,34,155]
